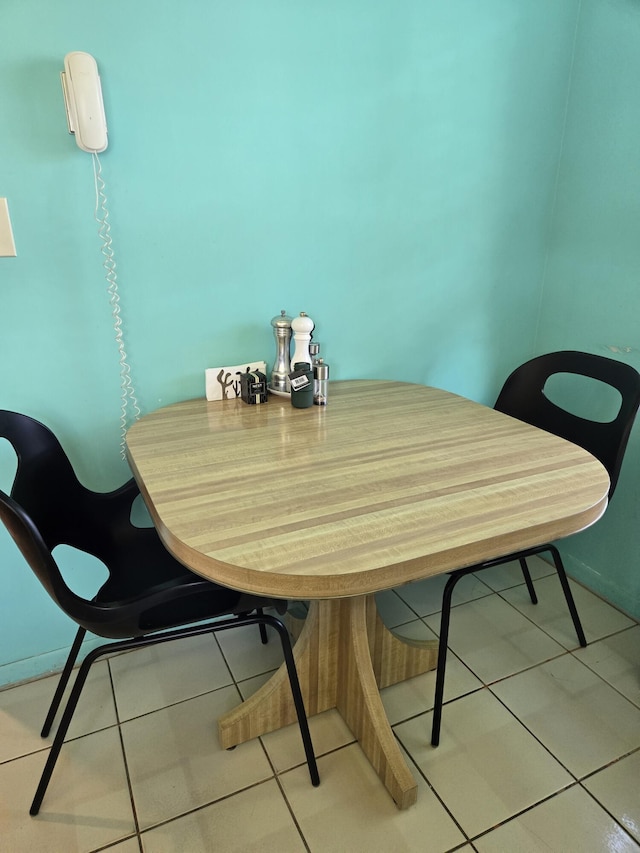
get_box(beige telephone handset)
[61,52,108,153]
[61,52,138,456]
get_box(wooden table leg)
[217,595,438,809]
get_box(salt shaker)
[314,358,329,405]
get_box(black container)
[290,363,314,409]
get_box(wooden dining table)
[126,379,609,809]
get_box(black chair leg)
[31,616,319,815]
[548,545,587,647]
[31,640,118,816]
[257,608,269,645]
[40,626,86,738]
[519,558,538,605]
[265,615,320,787]
[431,572,462,747]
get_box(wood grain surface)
[126,380,609,599]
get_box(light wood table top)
[127,379,609,600]
[127,379,609,810]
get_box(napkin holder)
[240,370,268,405]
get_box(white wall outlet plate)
[205,361,267,401]
[0,198,17,257]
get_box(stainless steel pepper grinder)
[270,310,293,394]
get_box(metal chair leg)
[431,572,462,747]
[257,608,269,644]
[40,626,86,738]
[548,545,587,647]
[429,546,587,750]
[519,558,538,605]
[31,640,121,815]
[262,615,320,787]
[31,615,319,815]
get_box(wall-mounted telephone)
[61,52,138,458]
[61,51,108,153]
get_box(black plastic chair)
[430,351,640,746]
[0,410,319,815]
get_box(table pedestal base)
[218,595,438,809]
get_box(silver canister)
[313,358,329,405]
[270,310,292,393]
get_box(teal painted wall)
[0,1,582,685]
[536,0,640,618]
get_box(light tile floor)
[2,557,640,852]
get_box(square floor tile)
[109,633,232,721]
[583,750,640,844]
[262,709,354,775]
[475,784,640,852]
[237,670,355,773]
[380,619,481,725]
[395,690,572,838]
[395,573,492,617]
[0,661,117,762]
[122,686,274,830]
[423,594,565,684]
[216,622,289,682]
[0,728,135,852]
[381,658,481,726]
[375,589,419,628]
[280,743,465,853]
[574,625,640,707]
[491,654,640,778]
[501,574,634,648]
[141,779,306,852]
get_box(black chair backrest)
[0,487,82,614]
[0,410,133,557]
[494,351,640,498]
[0,410,236,638]
[0,410,146,632]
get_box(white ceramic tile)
[475,784,640,852]
[380,619,481,725]
[492,655,640,778]
[423,594,565,684]
[473,554,554,591]
[501,574,634,648]
[395,690,572,838]
[0,728,135,852]
[238,669,356,772]
[374,588,418,628]
[236,669,277,700]
[395,572,492,617]
[583,750,640,843]
[121,686,274,830]
[216,621,290,682]
[280,743,465,853]
[109,633,232,721]
[574,625,640,707]
[141,779,305,853]
[261,709,354,774]
[382,657,481,726]
[0,661,117,762]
